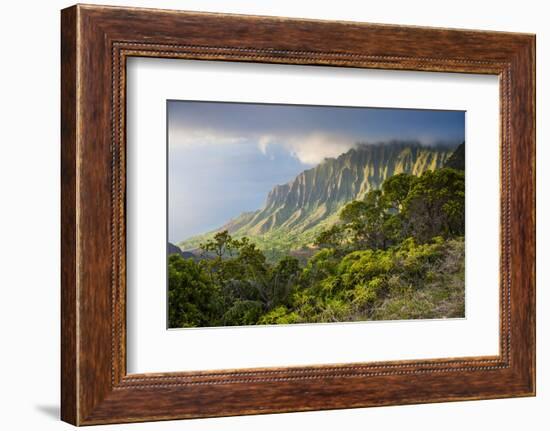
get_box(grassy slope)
[179,210,340,259]
[370,238,465,320]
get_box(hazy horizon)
[168,101,465,243]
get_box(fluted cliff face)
[224,142,452,236]
[180,142,454,252]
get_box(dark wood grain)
[61,4,535,426]
[60,5,78,425]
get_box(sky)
[168,100,465,243]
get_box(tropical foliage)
[168,167,465,328]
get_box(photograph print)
[167,101,466,329]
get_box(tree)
[314,167,465,252]
[245,256,300,312]
[382,173,417,212]
[401,168,465,242]
[200,230,239,258]
[167,254,221,328]
[338,190,391,250]
[195,231,301,324]
[314,224,346,250]
[234,236,268,278]
[199,230,260,286]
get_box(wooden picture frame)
[61,4,535,426]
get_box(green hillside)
[169,163,466,328]
[178,142,454,256]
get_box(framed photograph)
[61,4,535,425]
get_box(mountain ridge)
[179,141,456,253]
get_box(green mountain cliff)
[179,142,455,255]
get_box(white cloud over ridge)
[283,132,357,165]
[171,125,359,166]
[257,132,358,165]
[169,125,459,167]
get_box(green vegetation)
[168,167,465,328]
[178,142,454,258]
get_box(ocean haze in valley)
[168,101,465,243]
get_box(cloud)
[171,125,359,166]
[255,132,358,165]
[257,135,273,155]
[169,126,247,148]
[282,132,357,165]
